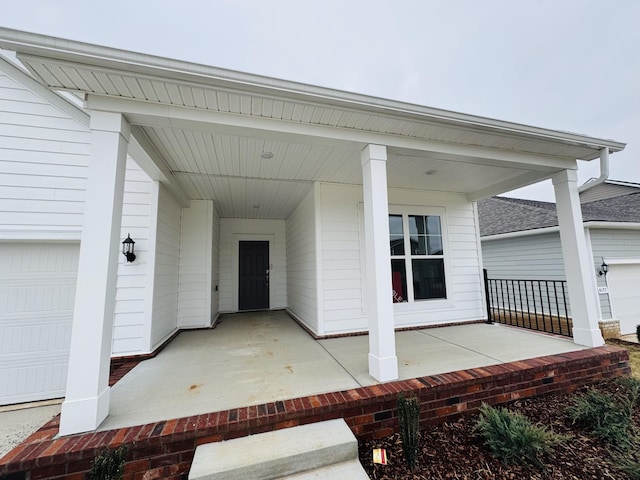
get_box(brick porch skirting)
[0,345,630,480]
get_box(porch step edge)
[188,419,359,480]
[277,459,370,479]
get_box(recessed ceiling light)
[425,169,438,176]
[252,205,260,209]
[260,151,274,159]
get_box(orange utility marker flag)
[372,448,388,465]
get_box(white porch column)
[361,144,398,382]
[59,112,130,435]
[552,169,604,347]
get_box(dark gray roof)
[478,192,640,236]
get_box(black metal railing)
[484,271,572,337]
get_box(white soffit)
[0,28,624,161]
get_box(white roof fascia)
[481,226,560,241]
[0,27,626,159]
[481,221,640,241]
[603,258,640,266]
[0,50,89,128]
[584,221,640,230]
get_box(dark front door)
[238,241,270,310]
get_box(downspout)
[578,147,610,193]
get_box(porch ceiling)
[0,28,626,219]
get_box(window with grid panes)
[389,214,446,303]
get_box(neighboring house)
[0,28,626,436]
[479,182,640,337]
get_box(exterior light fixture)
[599,258,608,276]
[425,169,437,176]
[260,151,274,159]
[122,233,136,263]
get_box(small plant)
[476,403,566,467]
[566,388,636,449]
[616,452,640,480]
[397,392,421,471]
[88,445,128,480]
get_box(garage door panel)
[1,281,76,314]
[0,243,78,405]
[1,317,72,354]
[0,356,68,403]
[608,264,640,335]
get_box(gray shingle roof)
[478,192,640,237]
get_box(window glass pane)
[427,236,443,255]
[391,259,407,303]
[389,215,405,256]
[389,215,403,234]
[408,215,425,235]
[390,235,405,256]
[426,216,441,235]
[409,235,427,255]
[412,259,446,299]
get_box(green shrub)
[397,392,421,471]
[476,403,566,467]
[88,445,128,480]
[566,388,636,449]
[616,454,640,480]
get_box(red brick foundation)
[0,345,629,480]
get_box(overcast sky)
[2,1,638,200]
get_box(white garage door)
[608,263,640,335]
[0,243,78,405]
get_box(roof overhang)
[481,221,640,242]
[0,27,627,218]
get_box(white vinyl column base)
[59,387,110,436]
[368,353,399,383]
[572,327,605,348]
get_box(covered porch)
[99,310,588,431]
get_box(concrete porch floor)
[99,310,587,431]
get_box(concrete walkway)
[0,401,61,458]
[99,311,586,431]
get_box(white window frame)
[389,206,450,305]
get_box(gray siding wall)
[481,232,566,281]
[580,183,639,203]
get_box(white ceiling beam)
[85,94,577,173]
[129,126,190,207]
[467,171,558,201]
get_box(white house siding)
[317,183,485,335]
[0,67,89,239]
[285,187,318,333]
[111,159,154,355]
[317,183,365,334]
[150,184,181,349]
[178,200,215,328]
[211,204,221,322]
[219,218,287,312]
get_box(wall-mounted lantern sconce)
[122,233,136,263]
[598,258,608,276]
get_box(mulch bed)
[359,378,639,479]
